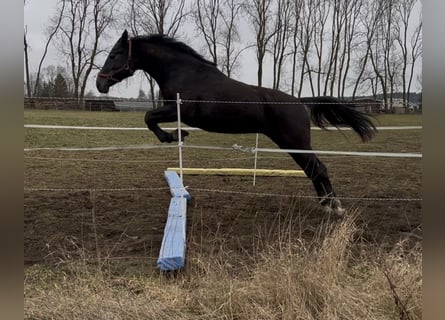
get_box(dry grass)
[24,211,421,320]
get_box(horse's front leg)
[144,104,189,143]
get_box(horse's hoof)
[322,199,346,217]
[333,206,346,217]
[321,203,346,217]
[330,198,345,217]
[171,129,189,142]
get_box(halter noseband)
[98,39,134,83]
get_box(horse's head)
[96,30,134,93]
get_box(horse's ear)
[121,30,128,44]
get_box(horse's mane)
[134,34,217,67]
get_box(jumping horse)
[97,30,377,216]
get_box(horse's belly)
[182,106,263,134]
[185,115,260,134]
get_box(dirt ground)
[24,111,422,269]
[24,147,422,269]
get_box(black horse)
[97,30,376,216]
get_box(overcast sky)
[24,0,422,99]
[24,0,60,69]
[24,0,267,98]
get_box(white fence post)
[253,133,259,186]
[176,93,184,185]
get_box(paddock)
[24,109,422,270]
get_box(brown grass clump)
[184,212,422,320]
[24,211,421,320]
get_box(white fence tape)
[25,124,422,131]
[254,147,422,158]
[23,143,422,158]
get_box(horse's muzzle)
[96,76,110,93]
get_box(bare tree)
[364,0,398,110]
[54,0,117,99]
[243,0,276,87]
[367,0,403,110]
[322,0,340,96]
[289,0,304,96]
[25,0,66,97]
[193,0,220,64]
[128,0,186,35]
[351,0,384,99]
[385,0,401,109]
[219,0,246,78]
[407,17,422,101]
[126,0,187,102]
[336,0,363,98]
[318,0,361,97]
[286,0,422,101]
[394,0,422,105]
[295,0,323,97]
[24,28,31,97]
[310,0,330,96]
[193,0,221,64]
[24,0,31,96]
[192,0,246,78]
[270,0,292,90]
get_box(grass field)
[24,110,422,319]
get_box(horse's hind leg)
[290,153,345,216]
[144,103,189,143]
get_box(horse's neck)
[134,41,210,98]
[141,63,200,100]
[137,58,184,98]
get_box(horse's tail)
[301,96,377,142]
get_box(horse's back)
[180,70,310,138]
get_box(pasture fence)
[24,124,422,131]
[24,147,422,202]
[25,93,422,202]
[25,96,422,270]
[24,142,422,158]
[24,96,418,113]
[23,186,422,203]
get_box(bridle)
[97,39,135,83]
